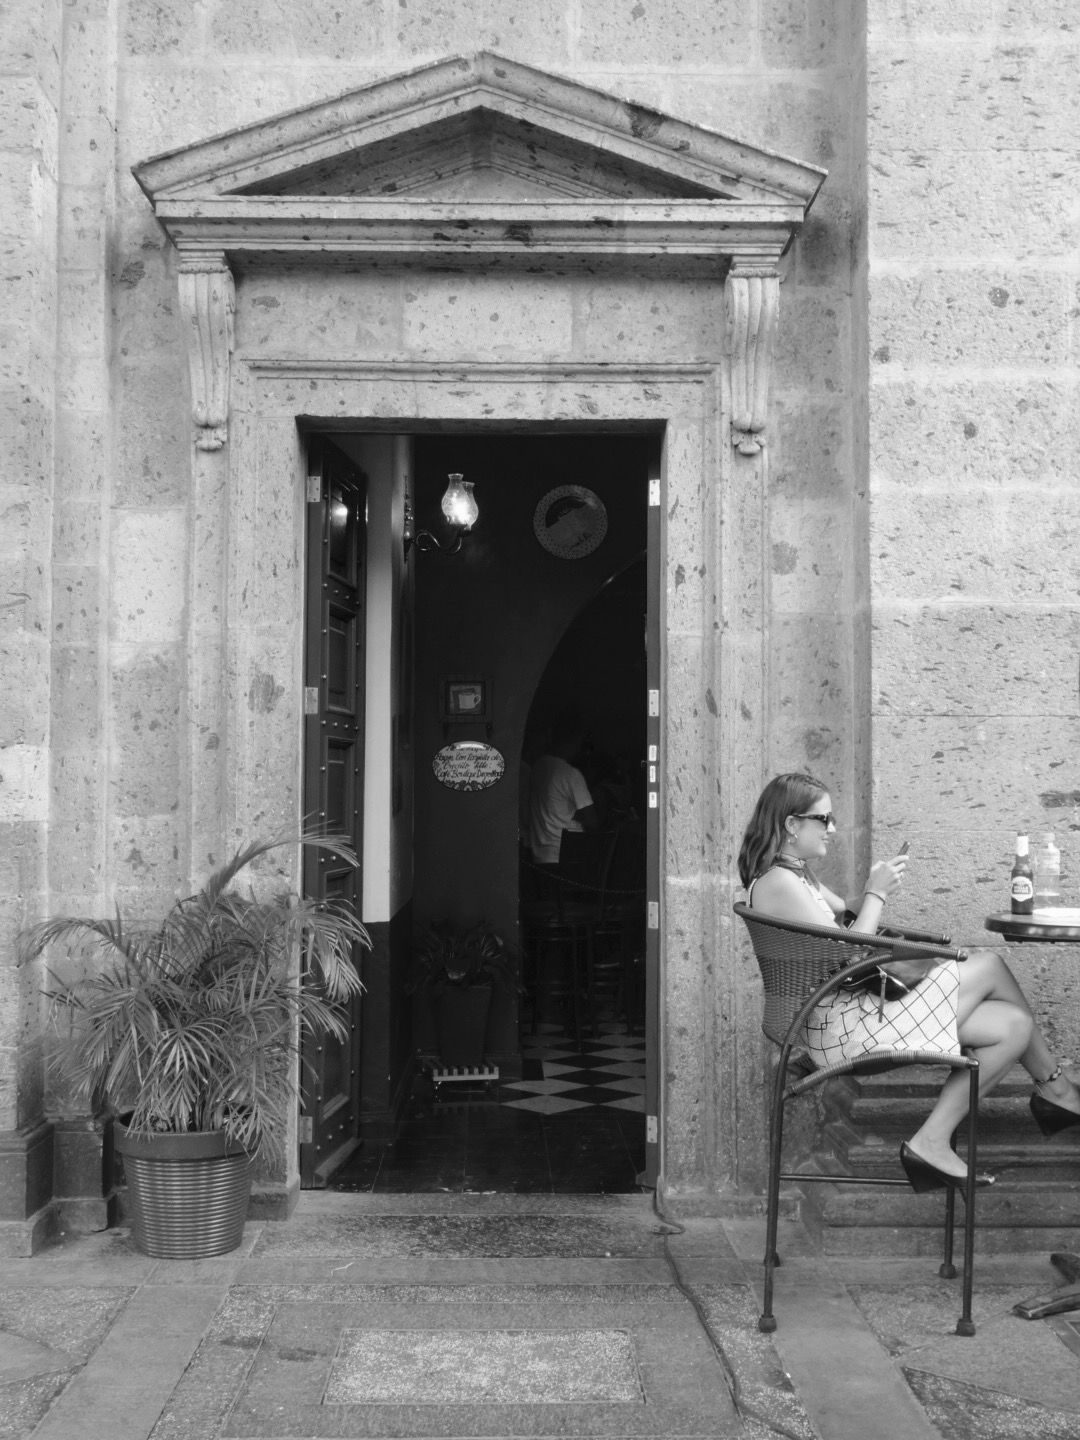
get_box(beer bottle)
[1011,834,1034,915]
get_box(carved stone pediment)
[134,52,825,452]
[233,108,719,203]
[134,51,823,261]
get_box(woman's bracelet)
[863,890,886,903]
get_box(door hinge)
[304,686,320,715]
[298,1115,313,1145]
[306,475,322,504]
[648,689,660,717]
[648,478,660,507]
[647,901,659,929]
[646,1115,658,1144]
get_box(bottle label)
[1011,877,1034,900]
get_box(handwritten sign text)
[433,742,505,792]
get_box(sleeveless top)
[746,863,961,1066]
[747,865,836,922]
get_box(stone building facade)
[2,1,1078,1249]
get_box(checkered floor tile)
[502,1028,646,1114]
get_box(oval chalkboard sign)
[433,741,505,792]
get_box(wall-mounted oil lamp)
[404,473,478,557]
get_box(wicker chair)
[733,901,982,1337]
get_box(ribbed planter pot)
[116,1125,254,1258]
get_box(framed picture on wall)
[439,676,491,725]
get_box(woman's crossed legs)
[906,948,1080,1180]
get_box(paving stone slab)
[1,1230,154,1288]
[693,1284,818,1440]
[847,1282,1022,1356]
[324,1329,644,1404]
[0,1286,134,1439]
[151,1283,745,1439]
[0,1286,132,1368]
[235,1255,677,1287]
[0,1371,70,1440]
[850,1281,1080,1414]
[251,1215,666,1260]
[229,1282,691,1309]
[904,1368,1080,1440]
[144,1291,275,1440]
[27,1283,227,1440]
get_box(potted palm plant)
[19,835,368,1258]
[409,920,514,1068]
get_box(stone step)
[835,1100,1059,1146]
[783,1063,1080,1254]
[840,1135,1080,1176]
[796,1176,1080,1256]
[847,1064,1030,1101]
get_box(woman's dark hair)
[737,772,829,889]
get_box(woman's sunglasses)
[793,812,836,830]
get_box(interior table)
[985,909,1080,1318]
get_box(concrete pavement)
[1,1192,1078,1439]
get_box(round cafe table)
[985,909,1080,1318]
[985,909,1080,943]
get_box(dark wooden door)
[300,435,366,1188]
[643,444,662,1189]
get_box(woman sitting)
[739,771,1080,1192]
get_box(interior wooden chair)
[585,826,646,1033]
[519,833,612,1045]
[732,901,982,1337]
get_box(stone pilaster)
[0,0,62,1255]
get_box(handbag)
[840,963,911,1000]
[835,913,913,1014]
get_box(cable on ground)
[649,1187,813,1440]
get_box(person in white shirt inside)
[527,714,599,869]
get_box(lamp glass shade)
[440,474,478,532]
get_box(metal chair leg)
[939,1119,959,1279]
[954,1065,979,1336]
[759,1062,788,1333]
[939,1186,957,1279]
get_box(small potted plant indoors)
[19,834,369,1258]
[409,920,515,1069]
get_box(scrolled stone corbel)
[176,252,235,451]
[725,267,779,457]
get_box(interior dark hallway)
[328,1024,647,1193]
[325,430,653,1194]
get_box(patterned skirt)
[802,959,961,1068]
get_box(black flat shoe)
[899,1142,995,1194]
[1030,1092,1080,1137]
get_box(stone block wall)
[7,0,1074,1219]
[866,2,1080,1050]
[3,0,875,1224]
[0,0,63,1141]
[106,0,860,872]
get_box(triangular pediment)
[135,52,823,208]
[233,107,718,204]
[134,53,824,268]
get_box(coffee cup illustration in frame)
[440,677,491,723]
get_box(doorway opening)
[303,428,659,1193]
